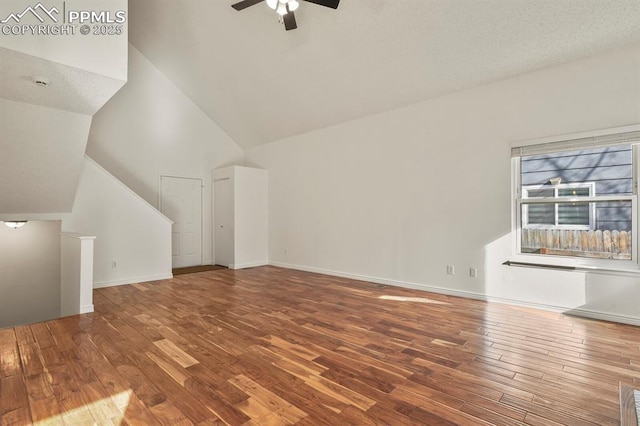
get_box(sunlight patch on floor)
[379,295,450,305]
[33,390,132,425]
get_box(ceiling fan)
[231,0,340,31]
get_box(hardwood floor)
[1,266,640,425]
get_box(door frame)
[213,176,233,267]
[158,173,205,267]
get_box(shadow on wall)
[565,273,640,322]
[484,232,640,325]
[0,220,61,328]
[485,233,587,309]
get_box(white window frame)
[511,125,640,271]
[522,182,596,230]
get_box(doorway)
[214,177,233,267]
[160,176,203,268]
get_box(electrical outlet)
[470,267,478,278]
[446,265,455,275]
[111,260,118,269]
[284,249,288,256]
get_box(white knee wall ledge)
[61,233,96,316]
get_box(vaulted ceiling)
[129,0,640,149]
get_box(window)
[512,126,640,266]
[522,182,595,229]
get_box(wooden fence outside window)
[521,228,632,260]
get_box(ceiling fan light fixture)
[276,3,288,15]
[4,221,27,229]
[231,0,340,30]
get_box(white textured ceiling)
[0,47,126,115]
[129,0,640,149]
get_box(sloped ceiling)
[129,0,640,149]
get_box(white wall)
[0,98,92,215]
[64,157,173,287]
[234,167,268,268]
[245,44,640,324]
[0,220,61,327]
[86,44,244,266]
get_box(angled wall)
[64,157,173,287]
[0,99,92,216]
[87,44,244,266]
[0,0,127,217]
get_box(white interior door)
[160,176,203,268]
[214,178,233,267]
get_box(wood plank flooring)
[2,265,640,425]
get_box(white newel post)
[61,233,96,316]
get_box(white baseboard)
[269,261,640,327]
[230,261,269,270]
[80,304,94,314]
[559,308,640,326]
[94,273,173,289]
[269,260,484,298]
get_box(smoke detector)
[33,77,50,87]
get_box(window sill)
[503,260,640,276]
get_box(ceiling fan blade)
[301,0,339,9]
[231,0,264,11]
[283,10,297,30]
